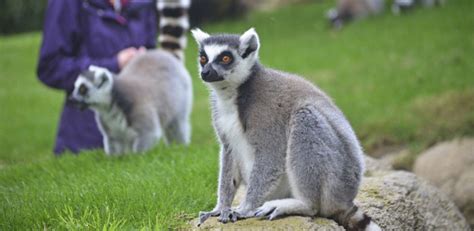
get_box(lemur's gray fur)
[191,28,381,230]
[70,0,192,155]
[327,0,384,29]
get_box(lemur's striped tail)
[336,205,381,231]
[157,0,191,60]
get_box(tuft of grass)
[0,0,473,229]
[56,205,127,230]
[0,145,220,229]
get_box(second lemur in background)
[70,0,192,155]
[192,28,381,230]
[327,0,384,28]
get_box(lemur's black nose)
[201,65,223,82]
[201,69,210,77]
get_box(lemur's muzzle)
[68,95,89,111]
[201,65,224,82]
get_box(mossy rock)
[190,161,469,230]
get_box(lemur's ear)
[191,28,210,45]
[88,65,113,87]
[239,28,260,59]
[97,73,109,88]
[88,65,110,75]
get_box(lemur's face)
[191,28,260,87]
[70,66,113,110]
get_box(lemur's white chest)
[215,91,255,184]
[95,106,137,141]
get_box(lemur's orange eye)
[200,56,207,65]
[221,55,232,64]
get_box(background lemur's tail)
[335,205,381,231]
[157,0,190,60]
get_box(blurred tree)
[0,0,252,35]
[189,0,249,26]
[0,0,47,34]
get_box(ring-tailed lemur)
[70,0,192,155]
[191,28,381,230]
[327,0,384,29]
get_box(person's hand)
[117,47,146,69]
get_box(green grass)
[1,0,474,229]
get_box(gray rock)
[191,169,469,230]
[364,155,392,173]
[414,137,474,228]
[357,171,469,230]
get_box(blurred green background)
[0,0,473,229]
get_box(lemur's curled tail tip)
[343,206,381,231]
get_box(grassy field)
[1,0,473,229]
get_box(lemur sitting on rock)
[192,28,381,231]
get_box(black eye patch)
[199,50,208,66]
[79,84,88,95]
[215,51,234,65]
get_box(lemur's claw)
[198,210,219,226]
[230,212,238,222]
[254,204,277,219]
[198,208,254,225]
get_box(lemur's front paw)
[217,208,239,224]
[198,206,256,226]
[198,208,239,226]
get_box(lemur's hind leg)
[132,109,162,153]
[273,105,380,230]
[164,117,190,145]
[255,106,329,220]
[134,131,160,153]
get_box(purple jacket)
[37,0,158,154]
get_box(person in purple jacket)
[37,0,158,155]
